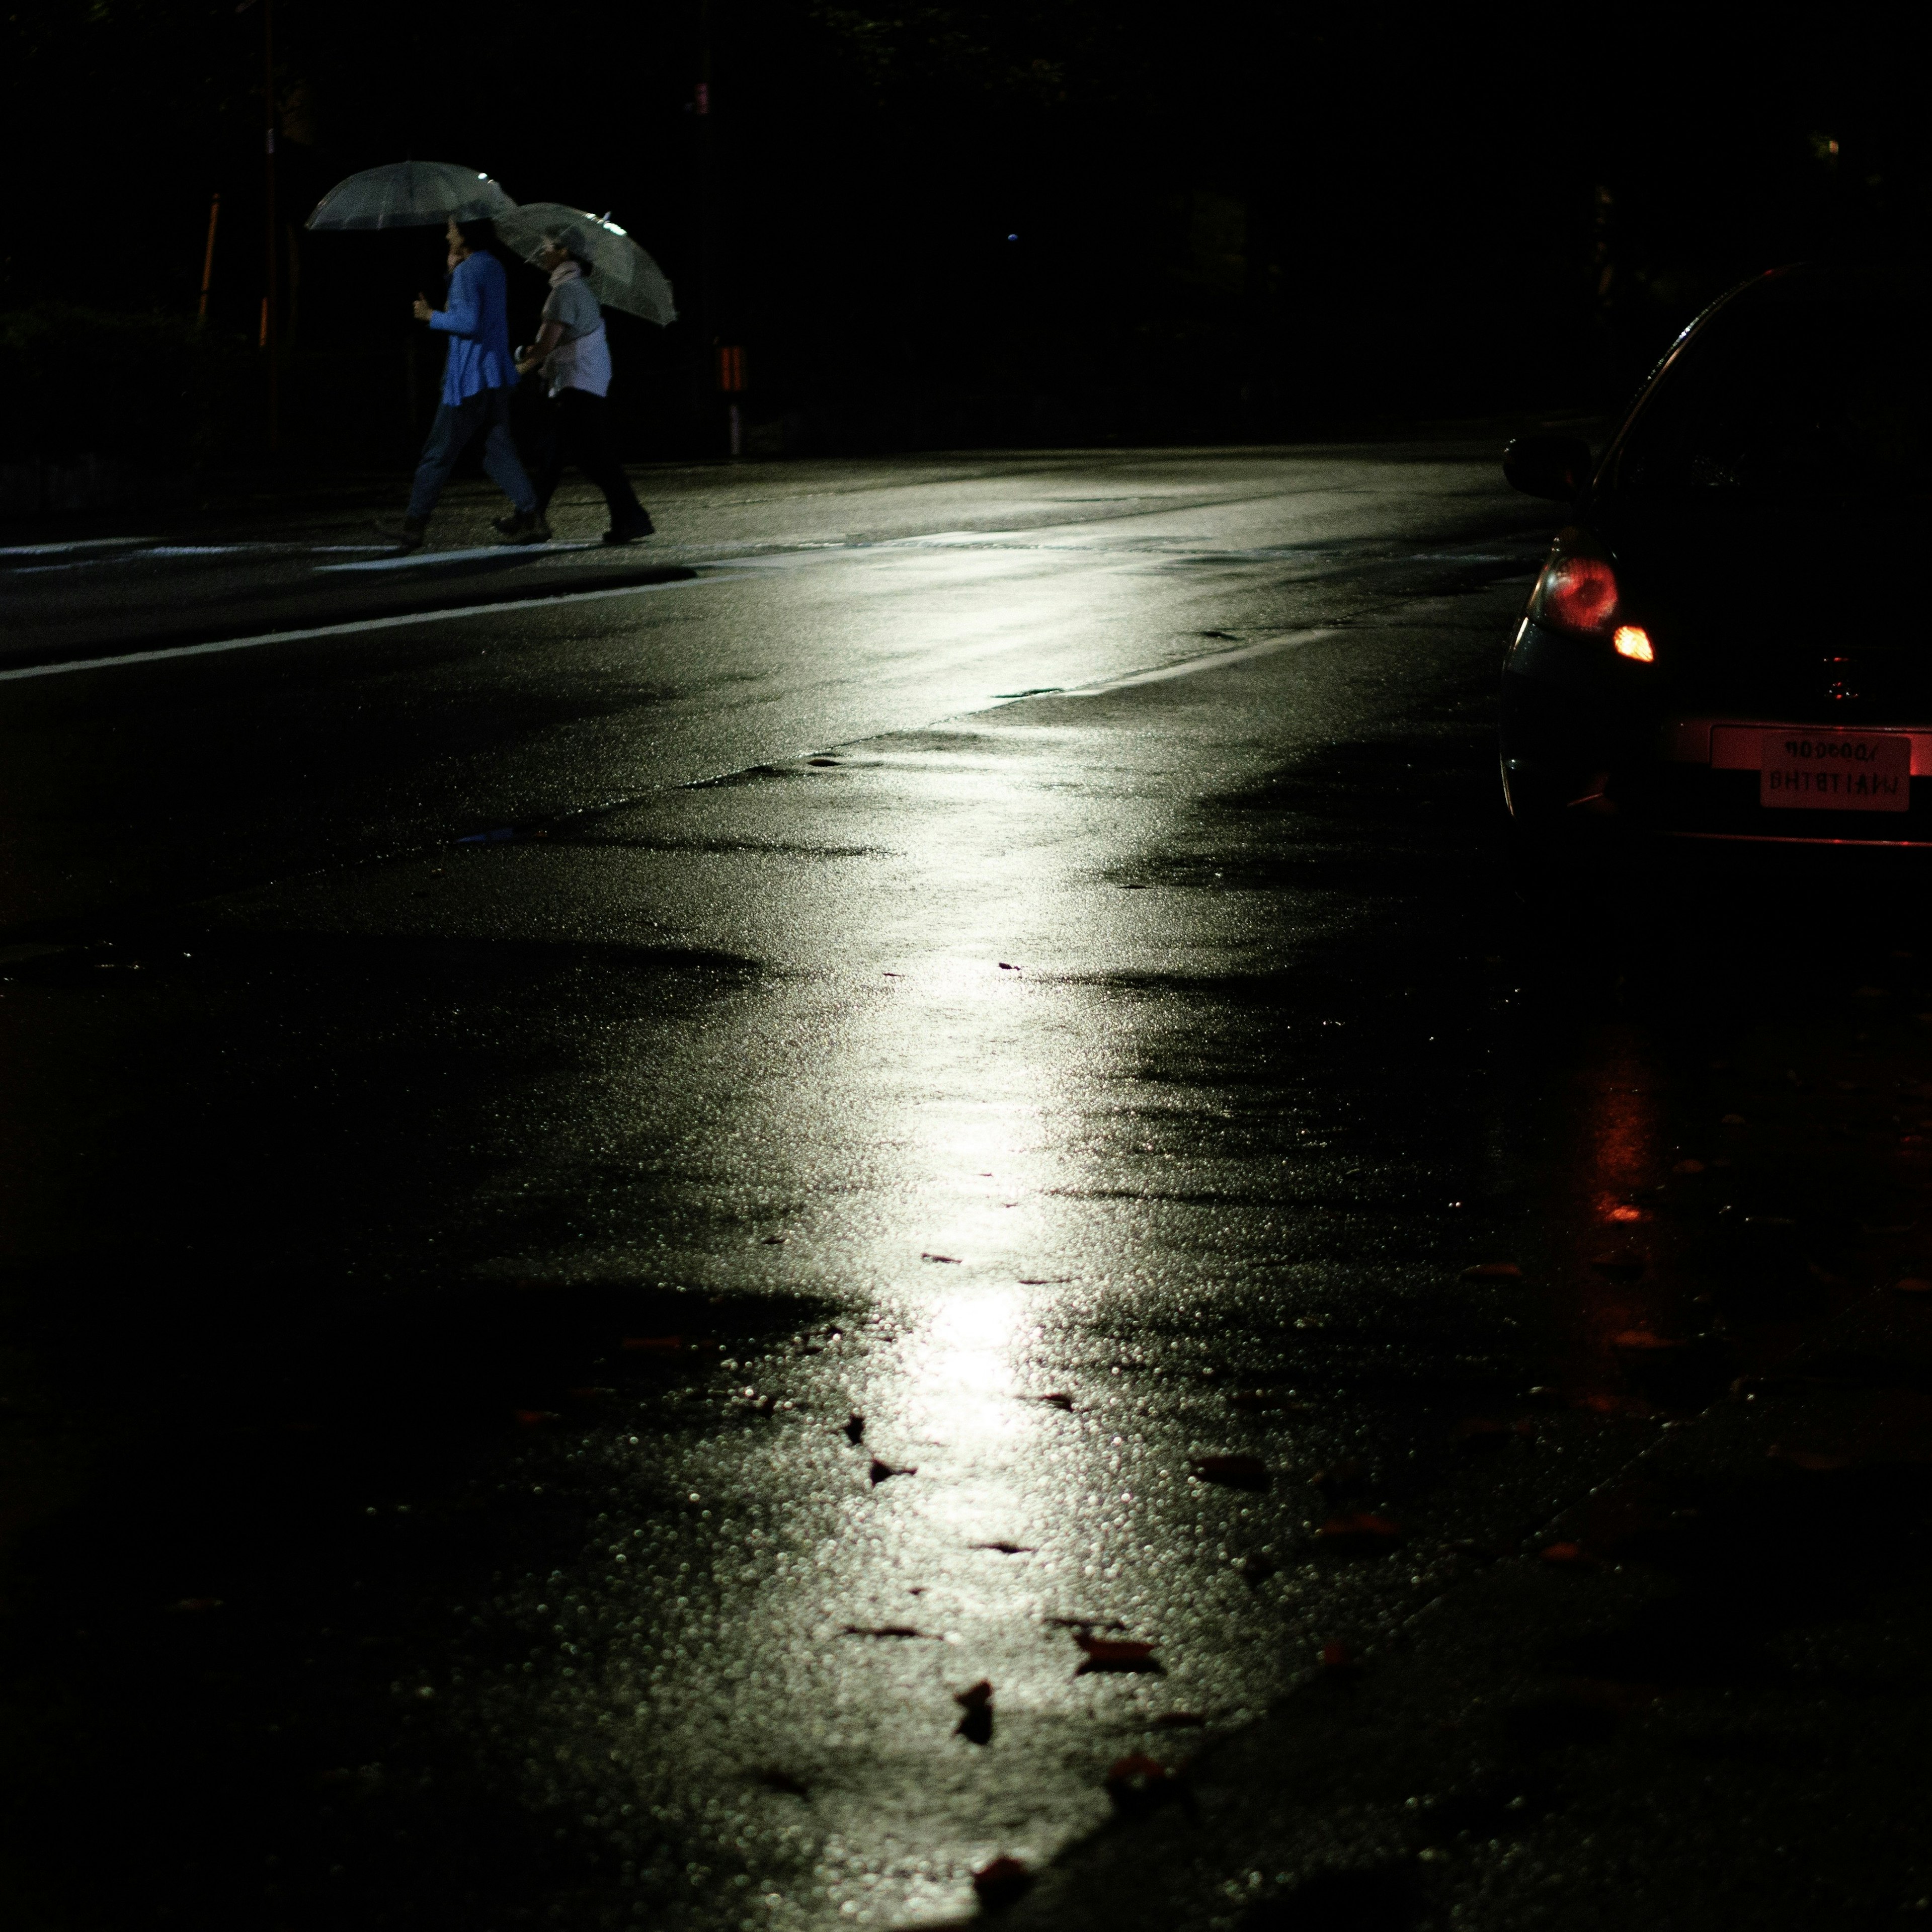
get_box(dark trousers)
[406,387,534,523]
[530,387,648,527]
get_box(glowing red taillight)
[1537,554,1619,635]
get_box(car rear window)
[1605,274,1932,500]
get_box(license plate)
[1760,730,1911,811]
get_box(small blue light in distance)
[1007,233,1019,241]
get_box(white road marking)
[317,541,602,572]
[0,536,154,557]
[0,573,729,683]
[1062,628,1338,692]
[5,541,395,574]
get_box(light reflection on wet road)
[16,443,1914,1929]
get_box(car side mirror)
[1503,433,1591,501]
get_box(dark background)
[0,1,1921,470]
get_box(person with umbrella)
[377,216,545,551]
[505,223,654,545]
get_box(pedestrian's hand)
[412,293,433,323]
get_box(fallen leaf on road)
[998,962,1020,971]
[1017,1276,1073,1284]
[1048,1614,1128,1630]
[1768,1444,1856,1471]
[1316,1513,1403,1549]
[1074,1633,1163,1674]
[1578,1392,1654,1417]
[975,1541,1035,1554]
[921,1253,962,1264]
[1190,1453,1269,1489]
[1461,1262,1522,1280]
[973,1857,1032,1910]
[953,1678,994,1743]
[841,1624,934,1639]
[843,1413,866,1443]
[1026,1392,1076,1410]
[869,1458,915,1485]
[1607,1205,1646,1223]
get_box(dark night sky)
[2,2,1921,456]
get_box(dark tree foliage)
[1,0,1922,458]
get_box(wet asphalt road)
[5,444,1932,1931]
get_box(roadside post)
[718,343,747,456]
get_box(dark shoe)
[601,513,654,545]
[374,516,427,552]
[495,509,551,545]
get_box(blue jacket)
[429,249,516,404]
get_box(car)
[1498,262,1932,861]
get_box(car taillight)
[1536,554,1619,635]
[1525,533,1654,661]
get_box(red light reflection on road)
[1559,1034,1676,1396]
[1584,1043,1657,1226]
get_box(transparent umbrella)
[496,203,677,325]
[305,161,515,231]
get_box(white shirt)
[540,262,613,398]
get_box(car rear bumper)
[1501,674,1932,848]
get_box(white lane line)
[317,540,602,572]
[1062,628,1339,693]
[0,536,154,557]
[6,541,397,574]
[0,572,729,684]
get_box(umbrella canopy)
[306,161,515,231]
[496,203,677,326]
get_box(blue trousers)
[406,387,535,522]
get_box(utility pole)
[198,193,221,327]
[263,0,279,451]
[695,0,726,453]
